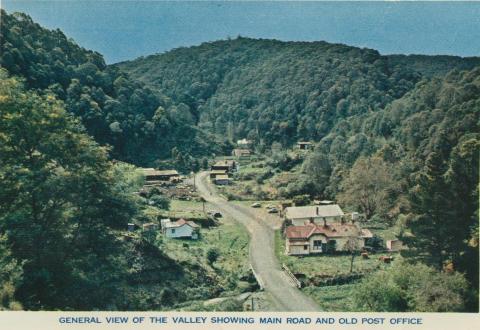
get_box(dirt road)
[196,172,320,311]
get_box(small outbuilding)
[142,222,159,231]
[386,239,405,252]
[232,148,251,158]
[214,174,230,185]
[297,141,312,150]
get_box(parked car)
[267,207,279,213]
[251,202,261,208]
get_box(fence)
[282,263,302,288]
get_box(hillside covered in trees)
[0,9,478,312]
[0,10,229,168]
[119,31,479,311]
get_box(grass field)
[302,284,357,311]
[158,199,208,219]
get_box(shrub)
[206,248,220,265]
[293,194,310,206]
[150,195,170,210]
[353,261,469,312]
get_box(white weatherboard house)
[284,204,345,226]
[163,219,200,239]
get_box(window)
[303,245,308,250]
[171,229,175,234]
[313,240,322,250]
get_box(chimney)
[351,212,359,223]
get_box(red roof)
[167,219,200,228]
[179,219,199,228]
[285,223,368,240]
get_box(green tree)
[0,72,136,309]
[0,234,23,310]
[206,248,220,265]
[338,156,395,220]
[403,152,452,269]
[302,151,331,195]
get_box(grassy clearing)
[302,284,358,311]
[158,199,251,298]
[161,219,249,276]
[158,199,207,219]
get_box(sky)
[2,1,480,64]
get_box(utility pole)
[191,171,196,191]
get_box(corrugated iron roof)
[142,168,179,176]
[286,222,368,239]
[165,218,199,229]
[285,205,344,219]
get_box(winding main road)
[196,171,320,311]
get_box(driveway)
[196,172,320,311]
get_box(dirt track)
[196,172,320,311]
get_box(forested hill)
[0,10,228,167]
[120,37,479,307]
[117,37,480,147]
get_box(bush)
[353,261,469,312]
[206,248,220,265]
[150,195,170,210]
[293,194,310,206]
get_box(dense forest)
[0,9,479,311]
[0,10,228,168]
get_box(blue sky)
[3,1,480,63]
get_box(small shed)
[127,223,136,232]
[214,174,230,185]
[142,222,159,232]
[386,239,404,252]
[297,141,312,150]
[232,148,251,158]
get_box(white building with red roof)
[285,222,372,255]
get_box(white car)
[251,202,261,208]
